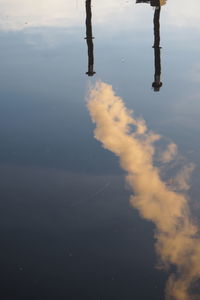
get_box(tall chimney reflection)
[136,0,166,91]
[152,5,162,91]
[85,0,96,76]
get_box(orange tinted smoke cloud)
[87,81,200,300]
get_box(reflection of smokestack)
[136,0,165,91]
[152,6,162,91]
[85,0,96,76]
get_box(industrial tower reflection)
[85,0,96,76]
[136,0,166,91]
[152,5,162,91]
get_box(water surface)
[0,1,200,299]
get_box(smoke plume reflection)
[87,81,200,300]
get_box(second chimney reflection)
[85,0,96,76]
[152,6,162,91]
[136,0,166,91]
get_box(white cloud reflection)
[0,0,200,32]
[87,81,200,300]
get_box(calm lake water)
[1,1,200,299]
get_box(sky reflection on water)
[1,0,200,299]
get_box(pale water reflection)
[87,81,198,300]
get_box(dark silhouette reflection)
[136,0,149,3]
[152,6,162,91]
[150,0,161,6]
[136,0,166,5]
[136,0,166,91]
[136,0,150,3]
[85,0,96,76]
